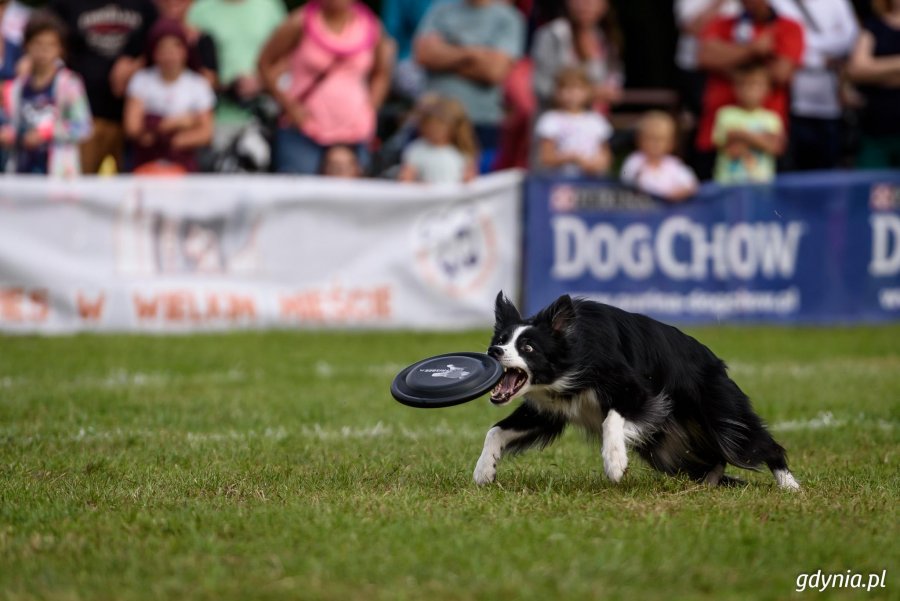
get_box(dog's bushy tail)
[700,373,790,472]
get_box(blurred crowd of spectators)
[0,0,898,198]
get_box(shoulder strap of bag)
[294,54,344,104]
[292,1,361,105]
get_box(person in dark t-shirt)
[47,0,157,173]
[847,0,900,168]
[155,0,218,89]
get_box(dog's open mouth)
[490,368,528,404]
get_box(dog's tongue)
[491,370,523,403]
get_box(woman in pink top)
[258,0,394,175]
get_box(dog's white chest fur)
[528,388,606,434]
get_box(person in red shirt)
[693,0,803,179]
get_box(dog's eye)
[522,344,534,353]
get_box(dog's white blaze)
[773,469,801,491]
[601,409,629,483]
[496,325,531,372]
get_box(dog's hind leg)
[718,474,747,487]
[696,463,747,487]
[765,445,801,491]
[730,433,800,491]
[703,463,726,487]
[473,403,566,485]
[701,376,801,491]
[724,421,800,491]
[712,421,800,490]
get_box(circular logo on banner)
[413,205,498,298]
[870,184,900,211]
[550,185,577,212]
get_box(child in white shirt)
[123,19,215,173]
[534,66,613,176]
[621,111,698,202]
[398,96,477,184]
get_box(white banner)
[0,171,523,333]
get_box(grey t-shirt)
[415,0,525,126]
[402,139,468,183]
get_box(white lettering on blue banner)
[870,214,900,277]
[552,215,806,282]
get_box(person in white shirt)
[769,0,859,170]
[621,111,699,202]
[124,18,215,172]
[534,65,613,176]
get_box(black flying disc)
[391,352,504,408]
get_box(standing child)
[621,111,698,202]
[0,10,91,176]
[534,66,613,176]
[397,96,478,184]
[713,62,785,184]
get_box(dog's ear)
[494,291,522,327]
[541,294,576,334]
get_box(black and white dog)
[475,292,800,490]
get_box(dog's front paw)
[602,444,628,483]
[473,458,497,485]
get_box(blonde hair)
[419,97,479,158]
[552,66,594,111]
[638,110,677,138]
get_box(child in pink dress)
[621,111,698,202]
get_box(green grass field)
[1,326,898,600]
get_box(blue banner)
[523,171,900,324]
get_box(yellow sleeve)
[712,107,737,148]
[763,110,784,136]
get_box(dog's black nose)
[488,345,504,358]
